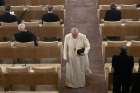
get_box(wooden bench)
[100,21,140,39]
[103,41,140,60]
[5,0,64,6]
[0,6,64,22]
[99,9,140,20]
[0,23,64,41]
[0,41,62,90]
[0,64,60,91]
[0,41,62,59]
[7,91,58,93]
[98,0,139,5]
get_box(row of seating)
[98,0,140,5]
[0,64,60,73]
[5,0,64,6]
[0,22,64,41]
[99,9,140,20]
[0,1,64,92]
[99,0,140,91]
[103,41,140,46]
[0,6,64,21]
[99,4,140,10]
[100,21,140,39]
[0,6,64,11]
[0,41,62,59]
[103,41,140,58]
[0,64,60,90]
[0,92,58,93]
[0,91,59,93]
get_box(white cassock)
[63,33,92,88]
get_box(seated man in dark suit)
[136,4,140,9]
[42,5,60,23]
[14,23,38,46]
[0,0,5,6]
[0,6,18,23]
[112,46,134,93]
[104,4,122,21]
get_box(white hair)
[71,27,79,33]
[18,23,26,31]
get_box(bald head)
[120,45,128,55]
[71,27,79,39]
[47,5,54,13]
[18,23,26,31]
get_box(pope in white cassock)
[63,27,92,88]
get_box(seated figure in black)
[112,46,134,93]
[0,0,5,6]
[136,4,140,9]
[42,5,60,23]
[14,23,38,46]
[0,6,18,23]
[104,4,122,21]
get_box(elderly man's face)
[18,24,26,31]
[19,27,25,31]
[71,29,79,39]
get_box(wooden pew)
[0,41,62,90]
[5,0,26,6]
[0,23,64,41]
[0,64,60,90]
[30,0,64,5]
[103,41,140,59]
[7,91,58,93]
[11,6,64,22]
[98,0,140,5]
[0,41,62,64]
[99,9,140,20]
[103,41,127,58]
[100,21,140,39]
[0,6,64,21]
[0,41,62,59]
[5,0,64,6]
[4,64,60,90]
[99,5,137,10]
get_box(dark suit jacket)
[42,13,60,23]
[104,9,122,21]
[0,12,18,23]
[14,31,38,46]
[0,0,5,6]
[112,54,134,78]
[131,73,140,93]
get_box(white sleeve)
[63,35,68,60]
[83,36,90,55]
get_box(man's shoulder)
[112,55,119,58]
[79,33,86,38]
[107,9,120,13]
[65,33,71,38]
[106,10,112,13]
[15,31,20,35]
[128,56,134,59]
[42,14,48,18]
[15,31,32,35]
